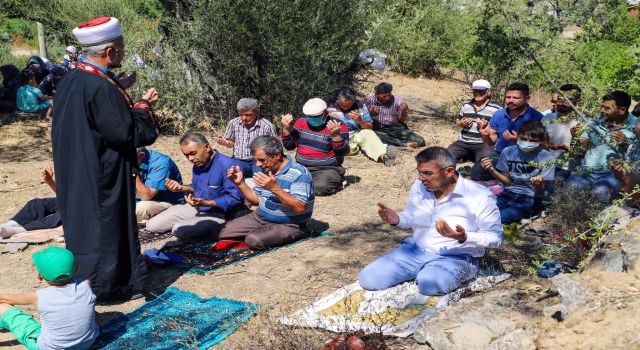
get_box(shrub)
[155,0,372,130]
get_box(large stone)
[584,249,626,272]
[413,290,537,350]
[620,233,640,271]
[551,275,588,317]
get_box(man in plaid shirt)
[217,98,278,177]
[365,82,425,149]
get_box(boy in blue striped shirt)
[220,136,315,249]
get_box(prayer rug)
[157,231,332,275]
[279,270,510,337]
[138,229,173,245]
[92,287,257,349]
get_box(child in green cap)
[0,246,99,350]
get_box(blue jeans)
[358,237,478,296]
[234,158,261,177]
[565,172,620,203]
[496,190,541,224]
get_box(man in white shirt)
[358,147,503,295]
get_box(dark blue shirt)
[137,149,184,204]
[490,106,544,153]
[191,151,244,213]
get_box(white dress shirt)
[397,177,503,257]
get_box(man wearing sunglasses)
[358,147,503,296]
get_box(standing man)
[51,17,160,301]
[447,79,501,165]
[358,147,503,295]
[217,98,278,177]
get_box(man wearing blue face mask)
[481,120,555,223]
[281,98,350,196]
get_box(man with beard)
[51,17,160,302]
[358,147,503,296]
[475,83,544,180]
[566,91,637,203]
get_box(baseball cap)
[32,247,77,282]
[472,79,492,90]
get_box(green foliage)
[157,0,372,129]
[367,0,476,76]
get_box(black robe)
[51,68,158,300]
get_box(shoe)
[383,146,398,167]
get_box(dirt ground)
[0,72,563,349]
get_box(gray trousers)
[218,211,307,249]
[307,165,346,196]
[145,204,225,240]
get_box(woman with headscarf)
[0,64,20,112]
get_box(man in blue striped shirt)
[220,136,315,249]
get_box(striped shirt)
[255,155,315,224]
[457,100,502,144]
[364,94,405,128]
[282,117,350,167]
[223,117,278,160]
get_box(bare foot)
[406,142,419,149]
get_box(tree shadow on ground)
[95,311,125,325]
[0,122,51,163]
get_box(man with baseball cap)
[281,98,350,195]
[52,16,160,301]
[447,79,501,176]
[0,247,98,350]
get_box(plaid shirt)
[223,117,278,160]
[364,94,405,128]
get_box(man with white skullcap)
[63,45,77,69]
[51,16,160,302]
[281,98,350,195]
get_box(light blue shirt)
[579,114,637,171]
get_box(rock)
[620,233,640,271]
[3,242,28,254]
[584,249,626,272]
[413,290,537,350]
[551,275,588,317]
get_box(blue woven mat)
[159,231,332,275]
[92,287,258,349]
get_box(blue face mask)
[306,115,326,127]
[517,139,540,153]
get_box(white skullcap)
[65,46,77,54]
[302,98,327,116]
[72,17,122,46]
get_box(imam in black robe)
[51,65,158,300]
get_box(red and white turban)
[72,17,122,46]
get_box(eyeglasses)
[416,167,446,178]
